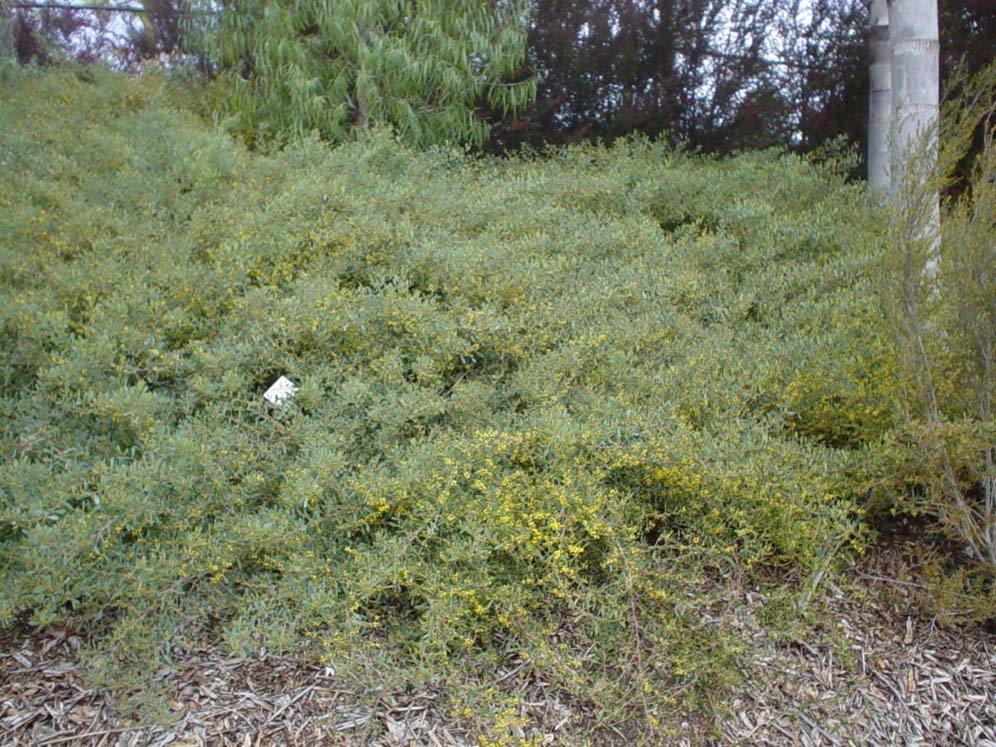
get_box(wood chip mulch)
[0,634,589,746]
[722,548,996,746]
[3,546,995,746]
[0,637,482,747]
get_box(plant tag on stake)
[264,375,298,407]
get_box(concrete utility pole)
[886,0,940,267]
[867,0,891,194]
[1,8,16,66]
[887,0,940,199]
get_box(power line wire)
[8,2,216,14]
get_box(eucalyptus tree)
[202,0,535,147]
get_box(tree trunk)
[868,0,891,194]
[653,0,677,125]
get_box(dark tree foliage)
[127,0,190,62]
[9,6,95,65]
[5,1,192,68]
[489,0,775,152]
[939,0,996,80]
[937,0,996,192]
[488,0,994,157]
[789,0,867,153]
[5,1,994,158]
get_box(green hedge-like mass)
[0,68,896,737]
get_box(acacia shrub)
[0,68,895,738]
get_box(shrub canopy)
[0,68,895,735]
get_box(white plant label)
[263,375,298,406]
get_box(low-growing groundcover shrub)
[1,68,896,741]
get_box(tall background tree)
[939,0,996,81]
[788,0,868,153]
[4,0,993,159]
[487,0,870,155]
[198,0,535,147]
[2,0,192,66]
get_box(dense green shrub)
[0,67,896,740]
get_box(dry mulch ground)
[0,638,479,747]
[723,547,996,746]
[3,545,994,746]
